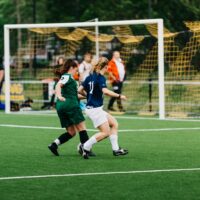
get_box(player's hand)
[120,95,127,100]
[58,96,66,101]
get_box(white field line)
[7,112,200,122]
[114,116,200,122]
[1,124,200,132]
[0,167,200,181]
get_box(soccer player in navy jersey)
[78,57,128,159]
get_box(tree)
[1,0,200,56]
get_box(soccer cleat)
[48,142,59,156]
[79,144,89,159]
[113,148,128,156]
[77,143,83,155]
[77,143,96,157]
[119,108,126,113]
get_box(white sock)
[84,136,97,151]
[109,134,119,151]
[54,139,60,146]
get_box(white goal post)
[4,19,165,119]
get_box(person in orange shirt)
[73,60,80,81]
[107,51,126,112]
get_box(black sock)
[58,132,73,144]
[79,130,89,144]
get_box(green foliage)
[169,85,187,102]
[1,0,200,56]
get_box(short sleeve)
[58,74,70,85]
[99,76,107,89]
[78,63,85,74]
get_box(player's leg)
[80,107,110,159]
[106,112,119,150]
[116,82,125,112]
[108,82,118,111]
[81,121,110,159]
[106,112,128,156]
[48,126,76,156]
[75,121,96,157]
[75,121,89,144]
[71,107,95,149]
[48,110,76,156]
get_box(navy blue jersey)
[82,72,107,108]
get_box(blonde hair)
[91,57,109,73]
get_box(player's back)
[83,72,107,108]
[56,73,79,111]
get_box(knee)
[102,131,110,138]
[114,121,119,129]
[110,121,118,130]
[76,122,86,132]
[68,131,76,137]
[100,128,111,138]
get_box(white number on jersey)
[59,75,70,84]
[88,81,94,94]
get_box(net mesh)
[3,22,200,117]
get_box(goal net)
[4,20,166,117]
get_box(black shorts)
[57,106,85,128]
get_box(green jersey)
[56,73,79,112]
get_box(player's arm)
[78,63,85,82]
[78,85,87,98]
[78,77,88,98]
[55,74,70,101]
[102,88,127,100]
[99,76,126,100]
[78,93,86,100]
[0,69,4,83]
[55,82,65,101]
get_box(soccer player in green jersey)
[48,59,94,156]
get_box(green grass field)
[0,112,200,200]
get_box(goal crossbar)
[5,19,163,29]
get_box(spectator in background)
[78,53,93,83]
[56,56,65,67]
[78,53,93,111]
[107,51,126,112]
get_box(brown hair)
[54,59,78,78]
[84,52,92,59]
[92,57,109,73]
[57,56,65,65]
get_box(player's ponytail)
[92,57,109,74]
[54,59,78,77]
